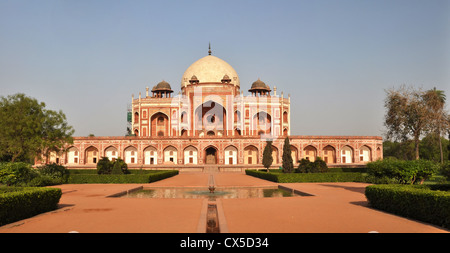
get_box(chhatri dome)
[181,45,240,88]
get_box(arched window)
[323,145,336,164]
[303,145,317,162]
[225,146,238,165]
[124,146,138,164]
[164,146,177,164]
[67,147,80,164]
[359,146,371,162]
[144,146,157,165]
[244,146,258,164]
[158,116,164,125]
[341,146,353,164]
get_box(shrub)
[441,161,450,181]
[366,158,440,184]
[97,157,129,175]
[313,157,329,173]
[245,170,364,183]
[0,187,62,226]
[67,170,178,184]
[27,175,65,187]
[296,157,328,173]
[328,167,368,173]
[0,162,37,186]
[296,158,313,173]
[97,157,113,174]
[36,163,69,181]
[365,184,450,229]
[112,158,129,174]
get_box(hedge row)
[67,170,178,184]
[67,169,169,175]
[245,170,365,183]
[0,187,62,226]
[365,184,450,229]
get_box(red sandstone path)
[0,172,448,233]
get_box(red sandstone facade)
[36,50,383,171]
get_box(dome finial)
[208,42,211,55]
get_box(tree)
[423,87,449,163]
[297,157,328,173]
[382,140,415,160]
[262,140,273,171]
[419,133,449,163]
[97,157,112,174]
[313,157,329,173]
[281,137,294,173]
[448,132,450,160]
[112,157,129,174]
[297,158,313,173]
[0,93,74,162]
[384,86,431,160]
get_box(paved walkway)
[0,172,448,233]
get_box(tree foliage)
[296,157,329,173]
[383,133,450,163]
[422,87,449,163]
[97,157,129,175]
[97,157,113,175]
[0,93,74,162]
[384,86,449,160]
[262,140,273,170]
[112,158,129,174]
[281,137,294,173]
[367,158,440,184]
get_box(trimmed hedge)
[0,187,62,226]
[245,170,365,183]
[365,184,450,229]
[67,170,178,184]
[328,167,368,173]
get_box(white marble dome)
[181,55,240,88]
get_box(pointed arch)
[144,145,158,165]
[204,145,218,164]
[290,145,298,165]
[224,145,238,165]
[66,146,79,164]
[85,146,99,164]
[163,145,178,164]
[244,145,258,164]
[303,145,317,162]
[184,145,198,164]
[341,145,354,164]
[104,145,119,162]
[359,145,372,162]
[151,112,169,137]
[124,145,138,164]
[252,111,271,136]
[194,100,227,137]
[323,145,336,164]
[271,145,279,164]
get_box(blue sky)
[0,0,449,137]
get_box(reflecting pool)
[119,186,303,199]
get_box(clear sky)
[1,0,449,137]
